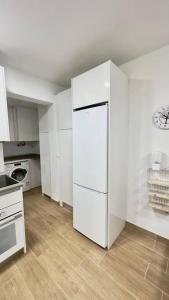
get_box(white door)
[60,130,73,206]
[8,106,18,141]
[39,133,51,196]
[0,66,9,141]
[55,89,72,130]
[73,184,107,247]
[73,104,108,193]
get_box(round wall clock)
[153,106,169,129]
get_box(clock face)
[153,106,169,129]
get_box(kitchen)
[1,1,169,299]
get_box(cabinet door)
[29,159,41,189]
[59,130,73,206]
[0,143,4,172]
[55,89,72,130]
[38,106,49,133]
[72,62,110,109]
[39,133,51,197]
[8,106,18,141]
[0,67,9,141]
[17,107,39,141]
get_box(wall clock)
[153,106,169,129]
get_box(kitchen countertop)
[0,175,23,193]
[4,154,40,162]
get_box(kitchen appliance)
[5,159,31,192]
[73,103,108,247]
[0,175,26,263]
[72,61,128,249]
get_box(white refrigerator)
[72,61,128,249]
[73,103,108,247]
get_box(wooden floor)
[0,188,169,300]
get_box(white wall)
[120,45,169,239]
[5,66,63,104]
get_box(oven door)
[0,213,25,263]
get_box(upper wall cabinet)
[8,105,39,141]
[72,62,110,109]
[17,106,39,141]
[0,66,10,141]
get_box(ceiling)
[0,0,169,87]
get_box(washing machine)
[5,160,31,192]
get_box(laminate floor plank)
[154,240,169,259]
[121,226,156,249]
[146,263,169,294]
[46,232,85,268]
[163,292,169,300]
[64,228,106,265]
[126,222,157,239]
[100,253,162,300]
[73,282,104,300]
[36,250,80,299]
[0,275,35,300]
[76,257,136,299]
[1,188,169,300]
[115,234,168,272]
[0,260,16,287]
[14,250,68,300]
[108,242,148,277]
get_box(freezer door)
[73,184,107,248]
[73,104,108,193]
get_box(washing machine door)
[10,168,27,182]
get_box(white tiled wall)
[3,141,40,157]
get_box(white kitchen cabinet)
[38,105,52,198]
[29,158,41,189]
[72,61,128,248]
[38,89,72,204]
[0,67,10,141]
[54,89,73,206]
[8,106,39,141]
[39,132,51,197]
[55,89,72,129]
[0,143,4,172]
[17,107,39,141]
[47,103,61,202]
[38,105,49,133]
[8,106,17,141]
[72,62,110,109]
[59,130,73,206]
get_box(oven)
[0,188,26,263]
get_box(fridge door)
[73,184,107,248]
[73,104,108,193]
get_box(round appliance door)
[10,168,27,182]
